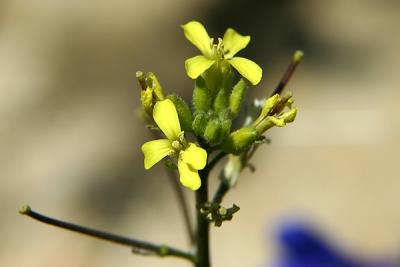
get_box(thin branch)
[19,205,195,263]
[271,50,304,96]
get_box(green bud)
[167,94,193,132]
[213,87,229,113]
[193,76,211,113]
[203,119,222,145]
[219,118,232,142]
[255,108,298,133]
[253,94,280,126]
[192,112,208,136]
[229,79,248,118]
[221,126,259,155]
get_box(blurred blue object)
[275,221,397,267]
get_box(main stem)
[195,168,210,267]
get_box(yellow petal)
[178,159,201,191]
[182,21,212,57]
[185,55,215,79]
[228,57,262,85]
[153,99,181,141]
[223,28,250,59]
[181,143,207,170]
[141,139,173,169]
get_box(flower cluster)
[139,21,298,191]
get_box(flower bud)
[255,108,297,133]
[193,76,211,113]
[203,119,222,145]
[229,79,248,118]
[252,94,280,126]
[213,87,229,113]
[167,94,193,132]
[221,126,259,155]
[192,112,208,136]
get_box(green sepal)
[229,79,248,118]
[221,126,259,155]
[192,112,209,136]
[167,94,193,132]
[192,76,211,113]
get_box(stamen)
[172,140,183,151]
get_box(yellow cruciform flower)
[182,21,262,85]
[141,99,207,191]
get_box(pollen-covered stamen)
[210,37,226,60]
[172,132,188,152]
[172,140,184,151]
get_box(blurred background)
[1,0,400,266]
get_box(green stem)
[19,205,195,263]
[196,168,210,267]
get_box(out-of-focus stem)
[271,50,304,96]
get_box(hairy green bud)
[213,87,229,113]
[193,76,211,113]
[203,119,222,145]
[167,94,193,132]
[192,112,209,136]
[229,79,248,118]
[221,126,259,155]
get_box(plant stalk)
[195,168,210,267]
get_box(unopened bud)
[229,79,248,118]
[253,94,280,126]
[221,126,259,155]
[192,112,208,136]
[193,76,211,113]
[203,119,222,145]
[167,94,193,132]
[255,108,298,133]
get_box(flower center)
[171,140,183,151]
[210,38,225,60]
[171,131,188,152]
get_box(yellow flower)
[141,99,207,190]
[182,21,262,85]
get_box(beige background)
[1,0,399,266]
